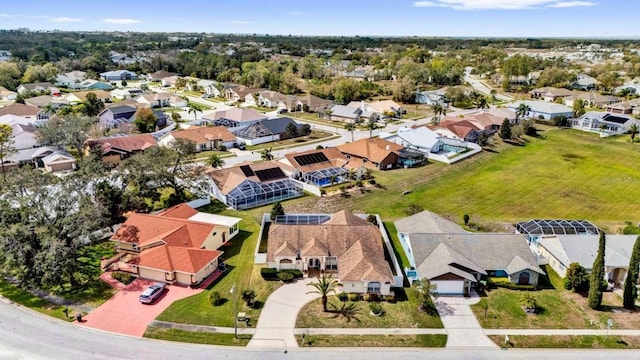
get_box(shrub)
[355,180,363,187]
[110,271,134,285]
[337,292,349,302]
[363,294,371,302]
[383,294,395,302]
[368,179,376,185]
[261,267,278,280]
[209,290,225,306]
[348,293,360,302]
[281,269,303,279]
[218,145,227,151]
[369,302,384,316]
[367,214,378,225]
[277,272,294,282]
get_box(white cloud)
[27,15,50,19]
[290,11,303,15]
[103,18,142,24]
[230,20,255,24]
[547,1,596,8]
[412,0,597,10]
[0,13,21,18]
[48,17,84,23]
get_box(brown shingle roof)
[69,90,111,101]
[170,126,236,144]
[206,161,287,195]
[0,103,40,117]
[336,138,403,164]
[266,210,393,283]
[203,108,266,123]
[284,147,348,173]
[86,134,157,154]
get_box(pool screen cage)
[515,219,600,236]
[226,178,303,210]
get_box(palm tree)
[432,103,443,124]
[187,104,203,122]
[365,120,377,138]
[260,147,274,161]
[208,154,225,168]
[599,123,608,135]
[41,104,56,118]
[490,89,498,103]
[241,289,256,307]
[515,103,531,125]
[475,97,488,111]
[344,123,356,142]
[629,123,639,143]
[306,274,341,312]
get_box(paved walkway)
[436,294,499,349]
[247,278,320,350]
[484,329,640,336]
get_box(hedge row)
[260,268,303,280]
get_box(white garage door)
[432,280,464,295]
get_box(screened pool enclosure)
[225,178,304,210]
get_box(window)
[326,257,338,271]
[200,143,207,150]
[367,282,381,293]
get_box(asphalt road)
[464,67,513,102]
[0,299,638,360]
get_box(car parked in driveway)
[139,282,166,304]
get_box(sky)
[1,0,639,38]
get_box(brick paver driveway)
[79,279,202,336]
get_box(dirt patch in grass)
[490,335,640,349]
[297,334,446,347]
[568,290,640,330]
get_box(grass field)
[297,334,447,347]
[490,335,640,349]
[0,279,73,322]
[283,128,640,232]
[144,327,252,346]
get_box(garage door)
[432,280,464,295]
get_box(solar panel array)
[294,152,329,166]
[240,165,255,177]
[254,167,286,182]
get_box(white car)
[139,282,166,304]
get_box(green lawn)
[296,287,442,329]
[297,334,446,347]
[245,130,335,151]
[155,206,281,326]
[0,279,73,322]
[144,327,252,346]
[491,335,640,349]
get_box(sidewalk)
[484,329,640,336]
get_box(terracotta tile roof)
[467,112,504,128]
[133,245,222,273]
[112,213,215,248]
[157,203,199,219]
[266,210,393,283]
[170,126,236,144]
[0,103,40,117]
[336,138,403,164]
[432,118,484,139]
[86,134,157,154]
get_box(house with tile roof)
[205,161,304,210]
[337,137,424,170]
[110,203,241,286]
[394,211,544,294]
[201,108,267,129]
[280,147,350,187]
[83,134,157,165]
[159,126,237,152]
[571,111,640,137]
[267,210,396,296]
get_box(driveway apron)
[436,294,498,348]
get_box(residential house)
[336,138,405,170]
[429,117,486,143]
[17,82,60,96]
[135,93,186,108]
[66,90,112,104]
[295,94,333,113]
[77,79,114,91]
[0,103,43,123]
[564,92,619,108]
[23,95,67,110]
[605,99,640,116]
[506,101,573,121]
[380,126,478,164]
[110,203,240,286]
[159,126,236,152]
[280,147,350,187]
[415,89,447,106]
[614,81,640,96]
[535,234,638,288]
[8,146,76,173]
[11,123,39,150]
[467,111,508,132]
[395,211,544,293]
[0,86,17,101]
[205,161,304,210]
[55,71,87,88]
[223,85,263,103]
[98,104,139,129]
[201,108,267,129]
[100,70,138,81]
[233,117,302,146]
[266,211,396,295]
[84,134,157,165]
[161,75,181,88]
[530,87,573,102]
[0,50,11,62]
[348,100,404,119]
[110,88,143,100]
[258,90,289,109]
[147,70,179,82]
[324,105,371,124]
[195,79,221,97]
[572,74,598,91]
[571,111,640,137]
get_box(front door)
[518,272,530,285]
[308,258,320,269]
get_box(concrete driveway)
[79,279,202,336]
[248,278,319,350]
[436,294,498,348]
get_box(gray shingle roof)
[395,210,465,234]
